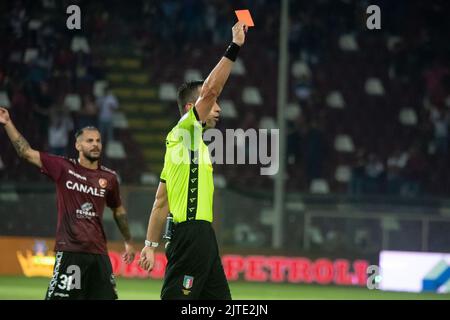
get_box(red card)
[235,9,255,27]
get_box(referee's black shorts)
[161,220,231,300]
[45,251,118,300]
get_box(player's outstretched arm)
[195,21,247,122]
[139,182,169,272]
[112,205,135,264]
[0,107,42,168]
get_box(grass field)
[0,276,449,300]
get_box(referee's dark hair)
[75,126,100,140]
[177,80,204,116]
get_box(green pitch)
[0,276,449,300]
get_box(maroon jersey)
[39,152,122,255]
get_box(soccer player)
[0,107,135,300]
[139,21,247,299]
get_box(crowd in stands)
[1,0,449,197]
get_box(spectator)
[77,94,98,129]
[287,120,302,165]
[364,153,385,194]
[48,107,74,156]
[349,149,366,195]
[430,106,449,155]
[294,75,312,103]
[303,121,326,183]
[402,145,427,196]
[32,81,53,140]
[96,86,119,145]
[386,147,409,194]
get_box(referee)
[139,21,248,299]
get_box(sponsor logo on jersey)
[68,170,87,181]
[98,178,108,188]
[66,180,106,197]
[76,202,97,218]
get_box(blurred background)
[1,0,450,299]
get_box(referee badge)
[182,275,194,295]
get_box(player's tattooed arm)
[112,206,135,264]
[12,132,31,158]
[113,206,132,241]
[0,107,42,168]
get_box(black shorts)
[45,251,118,300]
[161,220,231,300]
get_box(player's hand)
[139,246,156,272]
[232,21,248,46]
[122,241,136,264]
[0,107,11,126]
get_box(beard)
[205,119,217,129]
[83,150,101,162]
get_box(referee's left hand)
[122,241,136,264]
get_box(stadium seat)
[220,100,238,119]
[28,20,42,30]
[71,36,90,54]
[184,69,202,82]
[339,34,359,51]
[42,0,56,8]
[334,134,355,153]
[326,91,345,109]
[23,48,38,63]
[310,179,330,194]
[93,80,108,98]
[387,36,402,51]
[242,86,263,105]
[285,103,301,120]
[399,108,418,126]
[335,165,351,183]
[259,116,277,130]
[112,112,129,129]
[291,60,311,79]
[231,58,246,76]
[158,83,177,101]
[64,94,82,112]
[106,141,126,159]
[365,77,385,96]
[0,91,11,108]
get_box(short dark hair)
[75,126,100,140]
[177,80,204,115]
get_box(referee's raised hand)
[232,21,248,47]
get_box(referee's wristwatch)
[144,240,159,248]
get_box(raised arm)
[139,182,169,272]
[195,21,248,122]
[0,107,42,168]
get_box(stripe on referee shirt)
[186,150,199,221]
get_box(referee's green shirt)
[160,107,214,223]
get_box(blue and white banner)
[380,251,450,293]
